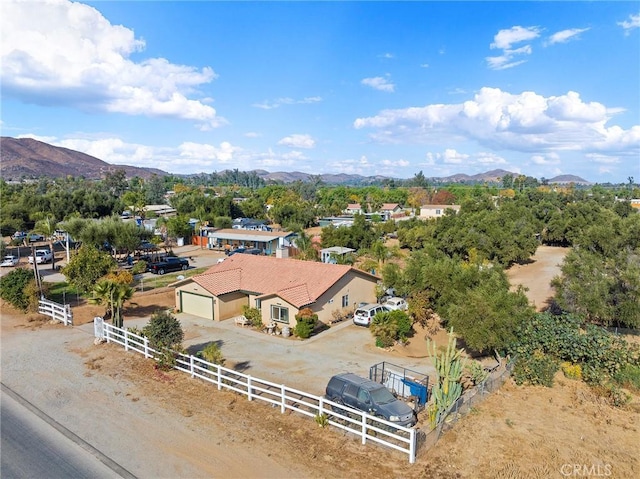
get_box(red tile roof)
[191,254,376,308]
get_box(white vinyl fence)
[95,319,418,463]
[38,298,73,326]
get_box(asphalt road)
[1,384,134,479]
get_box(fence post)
[318,396,324,417]
[247,377,253,401]
[93,316,104,340]
[124,329,129,351]
[190,355,195,378]
[144,337,150,358]
[361,414,367,445]
[409,428,416,464]
[217,364,222,390]
[281,385,286,414]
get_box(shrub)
[143,310,184,350]
[131,260,147,275]
[294,307,317,339]
[198,342,225,367]
[561,362,583,380]
[513,350,558,387]
[613,363,640,391]
[371,310,412,347]
[241,305,263,329]
[0,268,39,312]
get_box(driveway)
[78,313,434,396]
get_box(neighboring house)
[174,254,379,326]
[232,217,272,231]
[379,203,403,219]
[143,204,177,217]
[203,228,296,256]
[320,246,356,264]
[419,204,461,219]
[345,203,363,215]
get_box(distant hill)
[0,137,167,180]
[0,136,591,185]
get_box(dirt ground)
[2,245,639,478]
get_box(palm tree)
[111,283,134,328]
[89,279,134,327]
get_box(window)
[357,388,370,404]
[254,298,261,309]
[271,305,289,324]
[435,209,441,215]
[341,294,349,308]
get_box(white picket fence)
[38,298,73,326]
[95,319,418,463]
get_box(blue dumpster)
[401,379,428,405]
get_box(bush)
[198,342,225,367]
[561,362,583,380]
[370,310,412,347]
[613,363,640,391]
[513,350,558,387]
[294,308,318,339]
[0,268,40,312]
[143,310,184,350]
[241,305,263,329]
[131,260,147,275]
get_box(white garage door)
[180,292,214,320]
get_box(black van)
[324,373,416,427]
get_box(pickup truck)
[146,257,189,275]
[28,249,53,264]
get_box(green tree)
[294,307,318,339]
[62,245,116,293]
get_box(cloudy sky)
[2,1,639,183]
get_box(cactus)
[428,327,465,427]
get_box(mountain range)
[0,136,591,185]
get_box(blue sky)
[2,1,639,183]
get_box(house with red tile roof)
[173,254,379,328]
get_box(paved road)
[1,384,132,479]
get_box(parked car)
[238,248,262,255]
[1,255,19,267]
[28,233,45,242]
[146,257,189,275]
[12,231,27,240]
[226,246,246,256]
[324,373,416,428]
[353,303,388,327]
[383,297,408,311]
[28,249,53,264]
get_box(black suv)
[324,373,416,427]
[147,257,189,275]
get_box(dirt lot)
[2,245,639,478]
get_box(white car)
[1,255,19,267]
[28,249,53,264]
[383,297,408,311]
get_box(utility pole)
[31,245,43,297]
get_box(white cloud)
[1,0,223,129]
[420,63,430,68]
[354,87,639,157]
[618,13,640,34]
[487,26,539,70]
[244,132,261,138]
[277,134,316,149]
[361,76,395,92]
[490,26,540,50]
[378,53,395,59]
[252,96,322,109]
[546,28,590,45]
[531,153,560,165]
